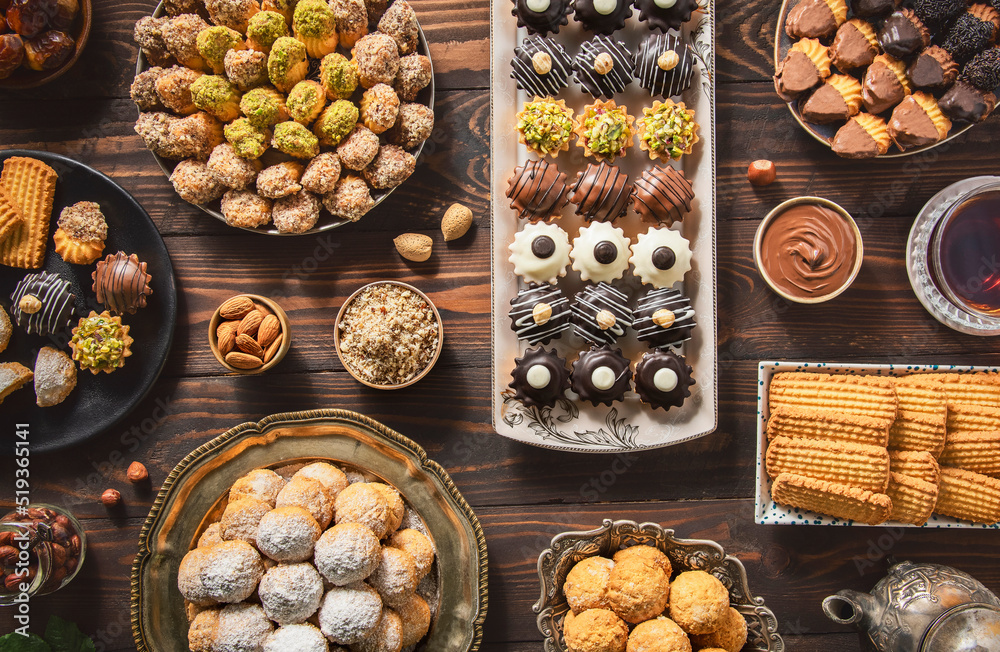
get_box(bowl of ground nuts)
[209,294,290,374]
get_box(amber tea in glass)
[932,188,1000,317]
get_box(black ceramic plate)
[0,150,177,453]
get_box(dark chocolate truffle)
[511,0,572,35]
[507,159,571,222]
[511,36,574,98]
[633,33,695,99]
[907,46,959,91]
[10,271,76,336]
[830,19,879,72]
[92,251,153,315]
[570,344,632,406]
[785,0,844,40]
[509,346,570,408]
[572,0,632,34]
[571,281,632,346]
[634,349,694,410]
[962,47,1000,91]
[850,0,899,19]
[939,79,998,122]
[509,284,572,344]
[943,6,1000,64]
[568,162,631,222]
[573,35,634,99]
[634,0,699,33]
[631,165,694,226]
[633,287,695,349]
[913,0,966,30]
[878,9,931,59]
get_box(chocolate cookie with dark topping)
[633,287,696,349]
[878,9,930,60]
[633,33,694,98]
[506,159,571,222]
[509,346,570,408]
[511,36,574,98]
[634,349,694,410]
[631,165,694,226]
[830,18,879,72]
[785,0,848,41]
[634,0,699,33]
[571,281,632,346]
[511,0,573,35]
[92,251,154,315]
[10,271,76,336]
[962,47,1000,91]
[849,0,899,19]
[574,35,634,98]
[907,46,959,91]
[912,0,966,30]
[939,80,997,123]
[569,162,631,223]
[509,284,572,344]
[572,0,632,34]
[571,344,632,406]
[943,4,1000,64]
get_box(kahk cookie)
[34,346,77,408]
[0,362,33,405]
[0,156,58,269]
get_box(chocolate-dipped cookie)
[571,221,631,283]
[509,346,570,407]
[569,162,631,223]
[573,35,634,98]
[939,80,997,123]
[630,226,692,288]
[774,38,832,102]
[511,0,572,35]
[571,344,632,406]
[962,47,1000,91]
[633,0,699,33]
[572,0,632,34]
[631,165,694,227]
[634,349,694,410]
[633,287,695,349]
[830,19,879,72]
[633,33,695,98]
[907,46,959,91]
[10,271,76,336]
[507,159,571,222]
[785,0,848,40]
[850,0,899,19]
[912,0,966,30]
[943,4,1000,64]
[511,36,574,98]
[862,53,911,114]
[888,91,952,149]
[509,284,572,344]
[832,112,891,158]
[800,74,863,124]
[508,222,572,284]
[93,251,153,315]
[878,9,931,59]
[571,281,632,345]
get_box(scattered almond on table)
[394,233,433,262]
[441,203,473,241]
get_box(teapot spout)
[823,590,877,627]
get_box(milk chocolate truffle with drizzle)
[569,162,631,223]
[634,349,695,410]
[509,284,572,344]
[634,0,699,32]
[506,159,571,222]
[571,282,633,346]
[572,0,632,35]
[571,344,632,406]
[509,346,570,408]
[830,19,879,72]
[878,9,930,60]
[630,226,692,288]
[92,252,154,315]
[634,33,695,99]
[511,36,573,98]
[939,80,997,123]
[633,287,696,349]
[511,0,572,35]
[10,272,76,336]
[631,165,694,226]
[574,35,634,99]
[571,221,631,283]
[785,0,848,40]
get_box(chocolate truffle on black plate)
[571,344,632,406]
[93,251,154,315]
[634,0,699,33]
[509,284,572,345]
[511,36,574,98]
[571,282,632,346]
[634,349,695,411]
[830,19,879,72]
[633,287,695,349]
[574,35,634,99]
[568,162,631,223]
[939,80,997,123]
[633,33,695,98]
[631,165,694,227]
[10,271,76,336]
[509,346,570,408]
[878,9,930,60]
[912,0,966,30]
[907,46,959,91]
[773,38,832,102]
[800,74,863,124]
[511,0,573,35]
[572,0,633,35]
[785,0,847,41]
[943,4,1000,64]
[962,47,1000,92]
[507,159,571,222]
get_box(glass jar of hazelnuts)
[0,504,86,606]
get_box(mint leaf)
[43,616,94,652]
[0,633,51,652]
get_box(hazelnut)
[532,302,552,325]
[18,294,41,314]
[748,159,777,187]
[651,308,676,328]
[593,52,614,75]
[596,309,617,330]
[531,51,551,75]
[127,461,148,483]
[101,488,121,507]
[657,50,680,71]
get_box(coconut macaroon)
[268,36,309,92]
[155,65,203,114]
[331,0,368,47]
[323,175,374,222]
[352,32,400,87]
[276,476,335,528]
[607,558,670,624]
[363,144,415,190]
[221,189,273,228]
[273,190,322,233]
[258,562,325,625]
[318,583,384,645]
[190,74,243,121]
[272,120,321,158]
[564,608,629,652]
[230,468,287,506]
[387,102,433,149]
[394,53,431,101]
[314,99,360,146]
[319,52,359,99]
[240,86,289,128]
[170,159,226,205]
[668,570,730,635]
[301,151,342,194]
[336,124,380,170]
[378,0,419,55]
[208,142,262,188]
[359,83,399,133]
[246,10,289,52]
[257,161,305,198]
[690,607,748,652]
[224,48,269,90]
[224,117,271,159]
[256,505,322,561]
[293,0,340,57]
[333,482,390,537]
[612,545,672,578]
[565,556,615,614]
[196,25,245,74]
[628,617,692,652]
[287,80,327,125]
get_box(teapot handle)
[823,590,873,626]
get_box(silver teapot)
[823,560,1000,652]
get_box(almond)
[236,333,265,359]
[226,351,263,370]
[219,296,255,320]
[237,310,264,337]
[393,233,433,262]
[255,301,273,317]
[441,203,473,241]
[264,333,284,363]
[257,315,281,348]
[217,321,238,354]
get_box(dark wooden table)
[3,0,1000,648]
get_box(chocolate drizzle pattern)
[633,33,695,99]
[634,349,695,410]
[570,344,632,406]
[509,346,570,407]
[92,251,153,315]
[631,165,695,226]
[633,0,699,32]
[511,36,574,98]
[633,287,696,349]
[571,281,633,345]
[573,35,634,99]
[10,271,77,336]
[509,284,572,344]
[572,0,633,34]
[506,159,571,222]
[511,0,572,35]
[569,162,631,222]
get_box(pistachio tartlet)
[515,97,575,159]
[69,311,134,375]
[574,99,635,163]
[636,99,699,162]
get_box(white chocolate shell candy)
[508,222,571,284]
[630,227,692,288]
[571,221,631,283]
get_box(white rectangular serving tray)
[489,1,718,452]
[755,360,1000,529]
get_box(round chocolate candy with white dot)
[570,344,632,406]
[509,346,570,407]
[634,349,695,410]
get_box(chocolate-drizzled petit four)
[878,9,930,60]
[93,251,154,315]
[507,159,571,222]
[571,344,632,406]
[571,282,632,345]
[907,46,959,91]
[572,0,632,34]
[569,162,631,223]
[800,74,863,124]
[943,4,1000,64]
[634,349,695,410]
[508,222,571,284]
[633,287,695,349]
[887,91,952,150]
[630,227,692,288]
[633,33,695,99]
[633,0,699,33]
[511,36,574,98]
[832,112,891,158]
[509,284,572,344]
[574,35,634,99]
[10,272,76,336]
[939,80,997,123]
[774,38,832,102]
[862,53,911,114]
[962,47,1000,91]
[830,19,879,72]
[912,0,966,30]
[511,0,572,35]
[631,166,694,227]
[571,222,631,284]
[850,0,899,19]
[785,0,848,41]
[509,346,570,408]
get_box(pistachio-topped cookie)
[574,99,635,162]
[515,97,575,158]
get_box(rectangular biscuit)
[766,406,890,447]
[0,186,22,244]
[948,404,1000,435]
[886,472,938,526]
[925,372,1000,410]
[766,436,890,492]
[768,372,898,426]
[888,410,947,458]
[771,472,893,525]
[935,466,1000,525]
[938,432,1000,477]
[891,376,947,423]
[889,450,940,484]
[0,156,57,269]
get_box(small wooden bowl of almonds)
[208,294,290,374]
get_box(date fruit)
[5,0,57,38]
[47,0,76,30]
[0,33,24,78]
[23,28,73,70]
